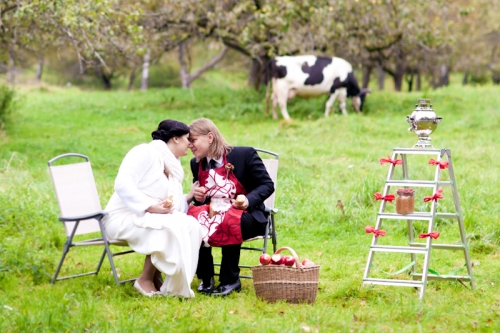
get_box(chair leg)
[271,215,277,253]
[52,239,72,284]
[98,218,122,284]
[52,222,80,284]
[262,220,270,254]
[95,248,107,276]
[104,242,121,284]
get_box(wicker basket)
[252,247,320,304]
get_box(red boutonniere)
[224,163,234,177]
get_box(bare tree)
[141,49,151,91]
[178,39,228,88]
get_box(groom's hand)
[232,197,249,210]
[193,185,207,203]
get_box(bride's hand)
[146,202,174,214]
[186,181,199,203]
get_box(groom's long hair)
[189,118,233,160]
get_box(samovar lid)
[414,98,433,112]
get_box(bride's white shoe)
[133,280,160,297]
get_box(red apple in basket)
[259,253,271,265]
[302,259,315,267]
[283,256,296,267]
[271,254,283,265]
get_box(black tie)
[209,159,217,170]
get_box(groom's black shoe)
[211,279,242,297]
[197,277,214,294]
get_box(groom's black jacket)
[190,146,274,223]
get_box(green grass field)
[1,84,500,332]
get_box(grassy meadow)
[1,83,500,332]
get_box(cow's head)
[352,88,371,112]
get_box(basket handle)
[274,246,303,268]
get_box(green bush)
[0,84,15,124]
[469,72,490,86]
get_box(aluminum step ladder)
[362,148,475,300]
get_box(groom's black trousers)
[196,212,267,285]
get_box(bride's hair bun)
[152,120,190,142]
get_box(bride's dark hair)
[151,119,190,142]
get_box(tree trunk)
[141,49,151,91]
[438,64,449,87]
[248,58,261,89]
[462,72,469,85]
[248,55,270,90]
[433,65,450,88]
[35,52,43,83]
[387,50,407,92]
[94,60,112,90]
[128,67,137,90]
[362,66,372,89]
[179,40,190,89]
[416,70,421,91]
[178,39,228,89]
[406,72,414,92]
[393,60,405,92]
[377,65,385,90]
[492,71,500,85]
[7,51,15,85]
[490,45,498,84]
[101,73,112,90]
[431,71,437,88]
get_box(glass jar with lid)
[396,188,415,214]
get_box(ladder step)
[378,213,431,220]
[385,180,453,187]
[370,245,428,254]
[409,243,465,250]
[378,213,459,220]
[363,278,423,288]
[411,273,472,281]
[436,213,460,219]
[393,148,443,155]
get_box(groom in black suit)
[188,119,274,296]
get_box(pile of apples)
[259,253,315,267]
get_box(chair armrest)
[264,207,278,214]
[58,211,108,222]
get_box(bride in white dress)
[103,119,203,298]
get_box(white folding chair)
[48,153,135,284]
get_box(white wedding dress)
[103,140,203,298]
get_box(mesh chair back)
[49,158,102,236]
[255,148,279,209]
[261,159,278,209]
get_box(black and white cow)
[266,55,370,120]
